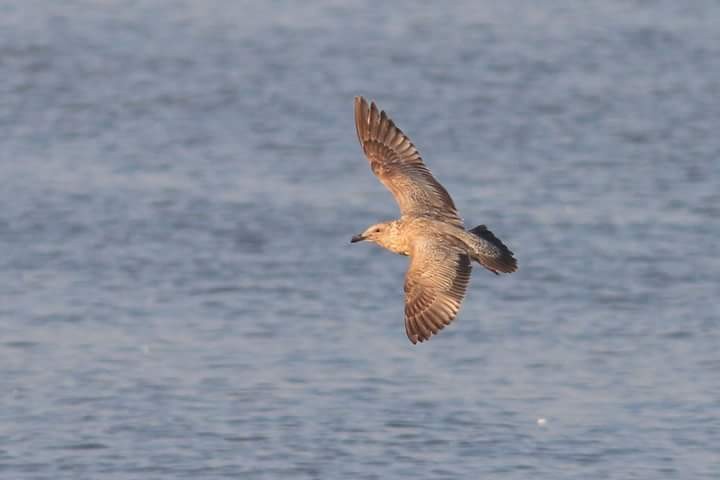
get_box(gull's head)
[350,221,393,245]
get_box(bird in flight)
[350,96,517,344]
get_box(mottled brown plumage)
[351,97,517,344]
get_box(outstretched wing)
[404,241,472,344]
[354,96,463,226]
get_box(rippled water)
[2,1,719,478]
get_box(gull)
[350,96,517,344]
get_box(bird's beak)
[350,234,365,243]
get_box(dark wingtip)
[354,96,370,146]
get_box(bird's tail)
[468,225,517,274]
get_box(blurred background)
[1,0,719,478]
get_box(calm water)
[2,1,719,478]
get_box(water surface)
[1,1,719,478]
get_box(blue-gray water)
[2,1,719,478]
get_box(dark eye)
[375,228,380,233]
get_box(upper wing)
[403,241,472,344]
[354,96,463,226]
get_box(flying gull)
[350,96,517,344]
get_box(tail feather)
[469,225,517,274]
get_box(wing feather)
[354,97,463,225]
[403,242,472,344]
